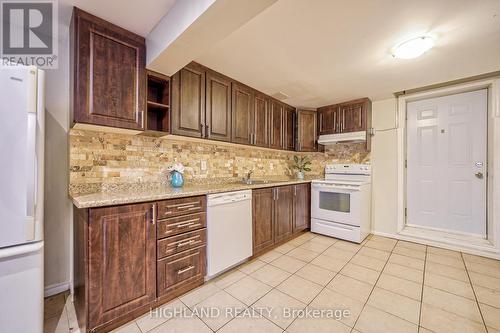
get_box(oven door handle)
[312,183,361,192]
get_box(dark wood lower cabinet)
[252,183,311,256]
[74,196,206,333]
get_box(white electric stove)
[311,164,372,243]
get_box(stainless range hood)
[317,131,366,145]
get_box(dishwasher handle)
[207,191,252,207]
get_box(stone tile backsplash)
[69,129,370,194]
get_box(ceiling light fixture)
[392,36,434,59]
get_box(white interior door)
[407,89,487,237]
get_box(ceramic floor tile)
[367,287,420,324]
[44,293,66,319]
[354,305,418,333]
[383,262,424,284]
[217,312,282,333]
[65,296,79,332]
[357,246,391,261]
[426,252,465,268]
[468,271,500,291]
[110,321,141,333]
[298,240,331,253]
[395,240,427,252]
[376,273,422,301]
[340,263,381,285]
[136,299,186,332]
[465,261,500,278]
[274,243,296,254]
[392,245,426,260]
[193,290,246,331]
[271,255,307,274]
[479,302,500,331]
[322,246,356,261]
[257,250,283,263]
[424,272,475,300]
[237,259,267,274]
[422,286,483,323]
[286,312,351,333]
[473,285,500,308]
[250,264,291,287]
[310,253,349,272]
[277,275,323,304]
[327,273,373,303]
[425,260,469,282]
[212,269,246,289]
[252,289,306,329]
[287,247,320,262]
[350,254,387,271]
[310,234,338,245]
[43,308,70,333]
[420,303,487,333]
[364,239,396,252]
[310,288,364,327]
[388,253,425,271]
[330,240,363,253]
[147,312,212,333]
[463,254,500,268]
[179,282,220,308]
[295,263,336,286]
[286,236,310,247]
[426,246,462,259]
[224,276,272,306]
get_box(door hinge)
[405,159,407,168]
[404,208,408,221]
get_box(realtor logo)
[1,0,58,68]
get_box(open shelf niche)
[146,70,170,133]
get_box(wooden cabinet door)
[269,100,284,149]
[340,101,365,133]
[284,106,296,151]
[252,188,274,255]
[232,83,254,145]
[87,203,156,329]
[206,70,231,141]
[274,186,294,243]
[171,63,206,138]
[297,110,317,152]
[253,92,270,147]
[72,8,146,130]
[317,105,339,135]
[293,184,310,233]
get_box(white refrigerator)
[0,65,45,333]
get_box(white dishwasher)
[207,190,253,278]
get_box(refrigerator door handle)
[26,112,37,218]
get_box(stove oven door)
[311,182,361,226]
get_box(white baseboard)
[372,230,500,260]
[44,281,71,297]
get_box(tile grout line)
[461,251,490,333]
[417,244,428,332]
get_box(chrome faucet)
[245,169,253,181]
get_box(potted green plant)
[292,155,311,180]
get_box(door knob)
[475,172,484,179]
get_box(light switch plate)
[200,160,207,172]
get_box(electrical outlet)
[200,160,207,172]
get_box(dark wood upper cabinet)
[269,100,284,149]
[284,106,296,151]
[231,82,254,145]
[293,184,310,233]
[171,63,206,138]
[297,109,317,152]
[87,203,156,330]
[274,186,294,243]
[339,98,370,133]
[317,105,339,135]
[206,70,232,142]
[71,8,146,130]
[252,188,275,255]
[253,92,270,147]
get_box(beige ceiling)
[196,0,500,107]
[58,0,177,36]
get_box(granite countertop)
[70,178,318,209]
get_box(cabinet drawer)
[157,196,206,218]
[157,228,206,259]
[157,212,206,238]
[157,246,206,297]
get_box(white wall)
[43,4,73,295]
[370,98,400,235]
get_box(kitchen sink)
[240,179,283,185]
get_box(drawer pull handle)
[177,266,195,275]
[166,202,198,208]
[178,204,196,210]
[177,222,197,228]
[177,239,198,248]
